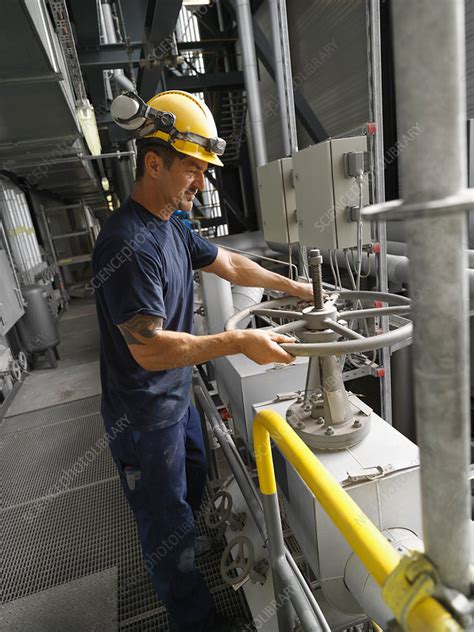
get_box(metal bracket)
[346,205,362,223]
[274,392,300,402]
[341,464,394,487]
[382,551,441,629]
[362,188,474,221]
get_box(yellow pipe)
[253,409,463,632]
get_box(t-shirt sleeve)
[185,226,218,269]
[94,237,166,325]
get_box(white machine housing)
[252,397,421,621]
[215,354,309,449]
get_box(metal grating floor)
[1,395,102,432]
[1,395,252,630]
[1,568,118,632]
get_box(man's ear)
[144,150,164,179]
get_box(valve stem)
[308,249,324,310]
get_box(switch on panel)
[257,158,299,244]
[292,136,371,249]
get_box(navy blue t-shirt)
[92,197,218,430]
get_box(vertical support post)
[391,0,471,594]
[368,0,392,423]
[234,0,268,168]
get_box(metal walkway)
[1,395,252,631]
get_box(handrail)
[253,409,463,632]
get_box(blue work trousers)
[105,405,214,631]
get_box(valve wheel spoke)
[251,308,303,320]
[324,319,365,340]
[271,319,307,335]
[338,305,411,320]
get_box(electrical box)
[292,136,371,249]
[257,158,299,244]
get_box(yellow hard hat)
[144,91,225,167]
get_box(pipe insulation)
[199,272,264,334]
[0,178,42,281]
[345,529,424,629]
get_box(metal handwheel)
[225,291,412,357]
[205,490,246,538]
[17,350,29,372]
[220,535,267,588]
[10,359,22,382]
[225,249,413,450]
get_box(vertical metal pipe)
[368,0,392,424]
[261,493,323,631]
[114,157,134,204]
[101,1,118,43]
[269,0,290,156]
[261,493,298,631]
[127,139,137,175]
[391,0,471,593]
[277,0,297,154]
[100,1,134,92]
[193,394,219,481]
[268,0,298,156]
[234,0,268,167]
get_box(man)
[93,90,313,632]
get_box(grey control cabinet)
[293,136,371,249]
[257,157,299,244]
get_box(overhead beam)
[165,71,244,92]
[78,38,238,72]
[177,38,237,51]
[78,45,142,70]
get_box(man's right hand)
[237,330,296,365]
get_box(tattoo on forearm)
[118,314,163,345]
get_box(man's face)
[145,151,208,219]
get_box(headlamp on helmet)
[111,92,176,134]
